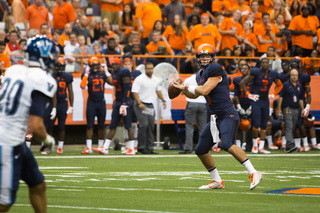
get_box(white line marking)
[15,204,181,213]
[39,167,88,169]
[35,154,320,159]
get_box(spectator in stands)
[146,31,174,57]
[24,0,50,34]
[111,33,124,54]
[6,31,19,52]
[0,30,6,42]
[58,23,72,47]
[303,49,320,76]
[274,14,290,56]
[244,46,258,68]
[136,0,162,45]
[257,0,273,14]
[0,41,11,75]
[218,9,243,52]
[268,0,292,24]
[186,14,200,31]
[92,43,107,65]
[254,12,276,56]
[88,17,100,44]
[187,13,221,52]
[233,0,251,18]
[185,2,202,22]
[215,15,225,29]
[47,1,56,24]
[4,16,21,37]
[148,20,166,43]
[100,0,122,26]
[72,0,82,16]
[261,46,283,73]
[74,8,85,25]
[178,45,196,74]
[240,20,258,52]
[40,23,52,39]
[244,0,262,25]
[123,31,148,54]
[64,32,78,66]
[10,38,26,65]
[52,29,64,55]
[290,0,301,19]
[130,43,146,66]
[90,31,108,53]
[119,3,135,44]
[53,0,76,31]
[163,0,186,26]
[147,45,172,66]
[218,47,236,74]
[0,0,9,22]
[100,37,121,67]
[74,34,91,73]
[232,45,243,68]
[11,0,26,23]
[288,4,317,57]
[211,0,232,17]
[72,14,91,45]
[101,18,115,38]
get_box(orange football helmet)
[196,44,215,67]
[54,57,66,74]
[239,118,251,131]
[89,56,101,73]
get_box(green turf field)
[11,148,320,213]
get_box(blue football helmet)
[24,35,58,72]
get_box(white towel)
[210,115,220,143]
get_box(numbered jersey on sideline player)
[0,65,57,146]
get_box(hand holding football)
[168,78,182,99]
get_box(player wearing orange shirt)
[218,9,243,52]
[100,0,122,25]
[53,0,76,30]
[212,0,233,17]
[24,0,50,33]
[254,12,276,55]
[187,13,222,52]
[136,0,162,45]
[288,4,317,56]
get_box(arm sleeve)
[30,91,51,118]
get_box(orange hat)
[109,57,121,64]
[201,13,209,18]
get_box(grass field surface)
[11,147,320,213]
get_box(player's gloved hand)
[84,66,90,76]
[101,63,111,77]
[248,93,259,102]
[50,108,57,120]
[66,106,73,114]
[268,94,275,100]
[303,104,310,117]
[245,106,252,116]
[236,104,246,115]
[119,105,128,116]
[43,134,55,152]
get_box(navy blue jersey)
[279,72,289,84]
[81,71,108,102]
[111,68,133,105]
[233,76,252,108]
[53,72,73,103]
[250,68,279,100]
[196,63,233,114]
[297,72,310,94]
[279,81,304,109]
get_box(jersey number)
[92,79,104,92]
[0,78,24,115]
[260,79,268,92]
[59,81,66,95]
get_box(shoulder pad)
[207,64,224,77]
[120,68,131,77]
[28,68,57,98]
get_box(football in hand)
[168,78,182,99]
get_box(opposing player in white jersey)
[0,36,57,212]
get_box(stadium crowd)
[0,0,320,155]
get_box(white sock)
[26,141,31,149]
[125,141,130,149]
[58,141,64,149]
[302,137,308,147]
[282,136,287,146]
[242,158,257,174]
[259,140,265,150]
[98,139,104,148]
[252,138,258,147]
[129,140,135,150]
[311,138,317,146]
[86,139,92,150]
[134,140,138,149]
[266,135,273,146]
[294,138,301,148]
[236,140,241,148]
[103,139,112,150]
[208,167,222,182]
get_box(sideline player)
[94,57,136,155]
[173,44,262,190]
[239,58,283,154]
[80,56,112,154]
[49,57,74,154]
[0,36,56,212]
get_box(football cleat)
[268,144,279,150]
[259,148,271,154]
[249,172,263,190]
[299,146,310,152]
[212,147,220,153]
[125,149,135,155]
[81,147,92,154]
[41,150,48,155]
[311,144,320,150]
[56,148,63,154]
[121,147,129,154]
[199,180,225,189]
[252,146,258,154]
[93,146,104,153]
[242,142,247,151]
[134,147,138,152]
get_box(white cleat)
[311,144,320,150]
[249,172,263,190]
[252,146,258,154]
[199,180,225,189]
[268,144,279,150]
[258,148,271,154]
[121,148,129,154]
[125,148,135,155]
